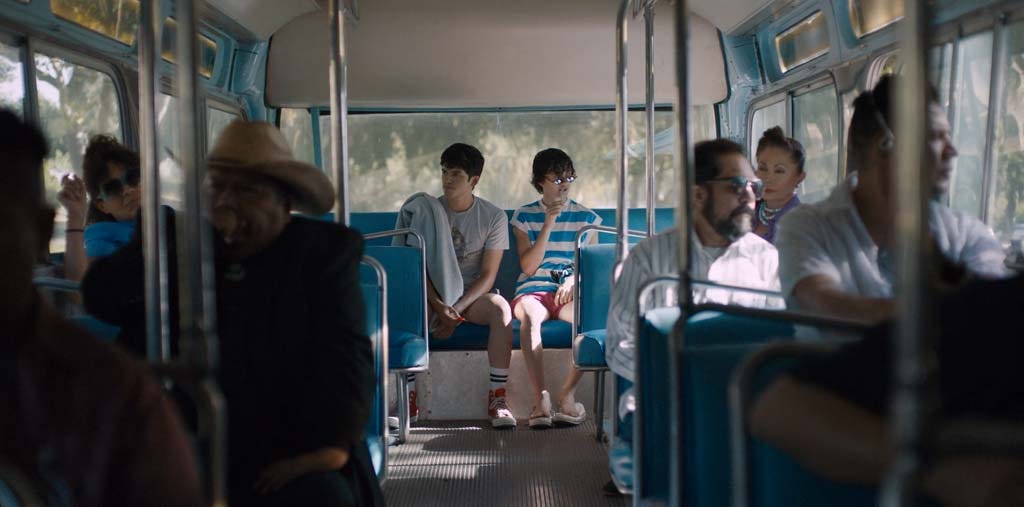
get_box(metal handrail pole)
[175,1,225,503]
[615,0,631,269]
[362,228,430,444]
[328,0,352,226]
[644,5,657,237]
[570,225,648,442]
[362,255,389,482]
[138,0,168,362]
[670,1,694,505]
[880,0,932,505]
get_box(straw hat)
[207,120,334,215]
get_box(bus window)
[749,100,786,160]
[206,106,238,150]
[319,107,715,212]
[279,108,315,165]
[988,20,1024,245]
[849,0,903,38]
[35,51,122,252]
[0,40,24,115]
[792,84,839,203]
[949,30,994,218]
[50,0,140,46]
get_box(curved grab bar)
[361,255,389,482]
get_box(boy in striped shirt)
[510,148,601,429]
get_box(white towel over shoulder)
[394,192,464,306]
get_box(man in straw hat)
[82,120,382,506]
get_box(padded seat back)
[363,246,424,338]
[635,307,796,506]
[746,357,876,507]
[578,243,617,333]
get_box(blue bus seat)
[746,356,875,507]
[362,246,427,370]
[360,280,387,479]
[70,315,120,343]
[434,319,573,350]
[575,243,617,367]
[631,307,796,506]
[338,208,678,354]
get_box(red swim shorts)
[511,291,567,317]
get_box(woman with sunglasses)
[753,126,805,244]
[57,135,141,281]
[510,148,601,429]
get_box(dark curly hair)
[531,148,575,193]
[82,134,139,223]
[756,126,805,173]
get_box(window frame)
[746,74,842,204]
[204,97,245,151]
[847,0,904,39]
[30,38,131,145]
[774,11,831,74]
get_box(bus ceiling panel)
[204,0,322,41]
[265,1,728,109]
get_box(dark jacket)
[1,299,202,507]
[83,213,382,506]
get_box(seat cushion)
[431,319,573,351]
[390,329,427,370]
[576,329,607,367]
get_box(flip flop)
[553,402,586,425]
[528,391,554,429]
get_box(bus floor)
[383,419,627,506]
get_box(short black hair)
[0,109,48,206]
[756,126,806,173]
[848,74,940,166]
[694,138,746,185]
[440,143,485,179]
[531,148,575,193]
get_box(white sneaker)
[528,391,554,429]
[489,388,516,428]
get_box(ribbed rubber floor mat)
[384,420,629,506]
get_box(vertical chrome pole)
[328,0,352,226]
[175,1,226,504]
[138,0,168,362]
[671,1,693,506]
[880,0,931,505]
[614,0,630,267]
[644,5,656,237]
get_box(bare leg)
[462,293,514,369]
[513,297,551,414]
[554,302,584,415]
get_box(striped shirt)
[510,200,602,296]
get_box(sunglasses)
[99,167,141,200]
[546,174,578,185]
[705,176,764,199]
